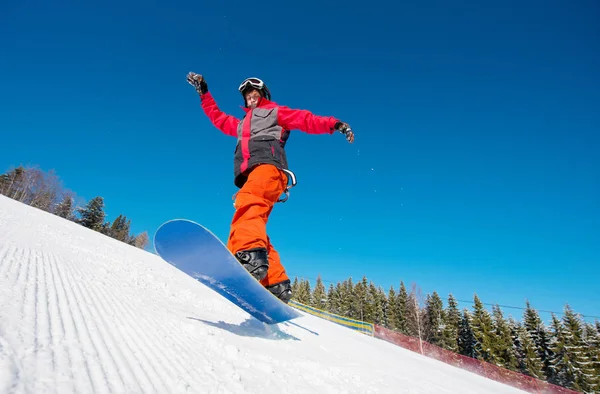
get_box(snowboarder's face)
[245,89,262,109]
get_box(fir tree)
[369,283,386,326]
[386,286,398,330]
[109,214,132,242]
[549,313,569,387]
[523,300,553,380]
[77,196,106,231]
[560,305,596,392]
[470,294,495,363]
[352,276,370,321]
[458,308,477,358]
[511,319,545,378]
[291,277,300,298]
[423,291,445,347]
[491,305,517,371]
[311,275,327,309]
[395,281,409,335]
[442,293,460,352]
[295,279,312,304]
[0,166,26,199]
[54,194,75,220]
[547,309,596,391]
[0,172,9,194]
[583,322,600,392]
[326,283,339,314]
[99,220,112,236]
[338,278,354,317]
[509,319,524,372]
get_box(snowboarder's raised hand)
[335,122,355,143]
[187,72,208,95]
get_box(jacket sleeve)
[277,106,339,134]
[199,92,239,137]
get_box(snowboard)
[153,219,302,325]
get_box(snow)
[0,194,526,393]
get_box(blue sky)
[2,0,599,323]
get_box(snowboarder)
[186,73,354,303]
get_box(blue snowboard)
[153,219,302,325]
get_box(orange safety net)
[373,325,580,394]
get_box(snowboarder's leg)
[260,236,288,286]
[260,236,292,302]
[227,164,287,280]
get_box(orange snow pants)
[227,164,289,287]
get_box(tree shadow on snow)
[187,317,301,341]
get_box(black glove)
[335,121,355,143]
[187,72,208,95]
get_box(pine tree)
[549,313,569,387]
[423,291,445,347]
[338,278,354,317]
[311,275,327,309]
[352,276,369,321]
[0,172,9,195]
[510,319,545,378]
[395,281,409,335]
[491,305,517,371]
[458,308,477,358]
[523,301,553,380]
[560,305,596,392]
[54,194,75,220]
[0,166,26,199]
[470,294,496,363]
[109,214,132,242]
[291,277,300,298]
[369,283,386,326]
[386,286,398,330]
[77,196,106,231]
[294,279,311,304]
[99,219,112,236]
[583,322,600,392]
[442,293,460,352]
[362,279,376,323]
[326,283,339,314]
[509,319,524,372]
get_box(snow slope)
[0,194,526,393]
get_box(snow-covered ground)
[0,194,526,393]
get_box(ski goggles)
[238,77,264,92]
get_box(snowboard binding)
[266,279,293,304]
[235,247,269,281]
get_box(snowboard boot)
[234,247,269,281]
[266,279,293,304]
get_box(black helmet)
[238,77,271,104]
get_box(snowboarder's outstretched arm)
[187,72,239,137]
[277,106,355,143]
